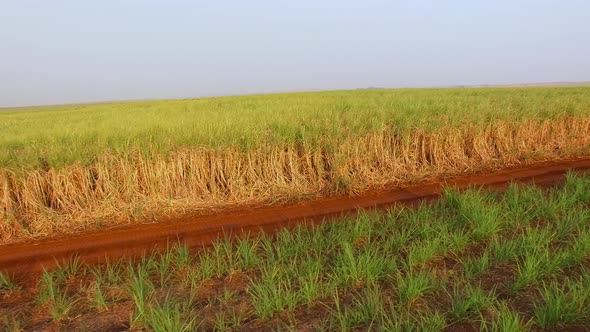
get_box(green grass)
[448,284,496,322]
[395,270,437,305]
[87,280,108,312]
[0,272,16,291]
[126,260,155,328]
[1,87,589,170]
[2,172,590,330]
[484,303,530,331]
[462,252,491,279]
[144,299,196,332]
[534,273,590,328]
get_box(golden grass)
[1,115,589,243]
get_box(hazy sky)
[1,1,589,107]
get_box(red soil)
[1,157,589,278]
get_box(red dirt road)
[1,158,590,277]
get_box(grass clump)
[448,285,496,322]
[0,272,16,291]
[395,270,437,305]
[534,274,590,328]
[144,299,196,332]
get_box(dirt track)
[1,157,590,277]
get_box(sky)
[0,1,589,107]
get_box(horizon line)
[2,80,589,110]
